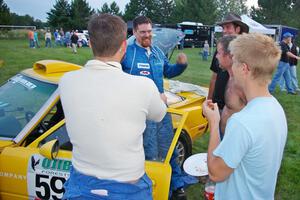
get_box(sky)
[5,0,258,22]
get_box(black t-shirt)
[210,51,220,73]
[210,51,229,109]
[71,34,79,44]
[289,44,298,66]
[280,41,290,63]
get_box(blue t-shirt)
[213,97,287,200]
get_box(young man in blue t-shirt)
[203,33,287,199]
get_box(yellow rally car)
[0,60,208,200]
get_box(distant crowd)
[27,28,89,53]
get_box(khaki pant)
[72,43,77,53]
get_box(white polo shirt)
[59,59,166,182]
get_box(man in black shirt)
[208,13,249,110]
[280,41,300,92]
[71,31,79,54]
[269,32,300,94]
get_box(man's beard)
[140,36,152,47]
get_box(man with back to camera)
[269,32,300,94]
[122,16,197,199]
[207,13,249,110]
[59,14,166,200]
[203,33,287,199]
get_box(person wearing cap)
[269,32,300,94]
[208,13,249,110]
[279,38,300,92]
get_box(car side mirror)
[39,139,59,159]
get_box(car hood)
[127,27,185,55]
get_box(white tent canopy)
[241,15,275,35]
[214,15,276,35]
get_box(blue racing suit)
[122,41,187,93]
[63,167,152,200]
[122,41,197,194]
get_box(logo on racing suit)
[137,63,150,69]
[140,71,150,76]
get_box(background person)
[71,30,79,53]
[203,33,287,200]
[202,40,210,61]
[28,28,34,48]
[269,32,300,94]
[280,40,300,92]
[60,14,166,200]
[33,29,40,48]
[45,30,52,48]
[122,16,196,199]
[207,13,249,110]
[65,30,71,47]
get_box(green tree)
[168,0,185,23]
[99,3,110,13]
[70,0,94,30]
[123,0,158,22]
[109,2,122,16]
[181,0,218,24]
[99,2,122,16]
[10,13,34,26]
[47,0,71,29]
[33,19,47,29]
[0,0,11,24]
[216,0,248,20]
[156,0,175,24]
[123,0,140,21]
[250,0,292,24]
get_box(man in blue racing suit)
[122,16,197,200]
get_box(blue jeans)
[269,61,294,93]
[63,167,152,200]
[280,65,299,91]
[143,113,173,160]
[202,51,208,61]
[143,113,198,193]
[29,39,34,48]
[45,38,52,48]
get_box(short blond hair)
[229,33,281,84]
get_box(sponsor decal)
[27,154,71,200]
[137,63,150,69]
[10,74,37,90]
[140,71,150,76]
[0,172,26,180]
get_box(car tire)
[176,130,192,168]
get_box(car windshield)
[0,74,57,139]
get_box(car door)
[0,108,188,200]
[0,119,72,200]
[145,108,188,200]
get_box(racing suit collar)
[135,40,152,58]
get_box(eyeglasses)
[137,30,152,35]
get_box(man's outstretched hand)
[176,53,187,64]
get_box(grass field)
[0,39,299,199]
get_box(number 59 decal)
[27,154,71,200]
[35,174,65,200]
